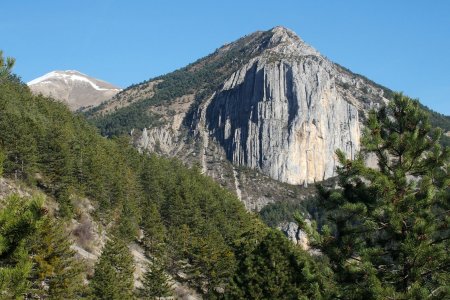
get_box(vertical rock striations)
[206,28,360,185]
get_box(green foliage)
[419,103,450,147]
[0,194,42,298]
[141,203,166,256]
[89,235,135,300]
[300,93,450,299]
[87,31,273,137]
[139,258,172,299]
[0,194,84,299]
[0,50,15,83]
[259,199,308,227]
[29,217,85,299]
[228,229,336,300]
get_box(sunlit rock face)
[206,27,360,185]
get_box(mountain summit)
[28,70,121,111]
[87,26,393,209]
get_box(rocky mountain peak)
[265,26,320,57]
[268,26,301,45]
[28,70,121,111]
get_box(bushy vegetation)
[0,194,86,298]
[259,200,308,227]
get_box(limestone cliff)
[206,56,360,185]
[89,26,390,209]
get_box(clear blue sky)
[2,0,449,114]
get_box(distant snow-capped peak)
[28,70,121,92]
[27,70,121,111]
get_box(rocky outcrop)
[278,221,309,250]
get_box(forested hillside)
[0,53,334,298]
[85,31,273,137]
[2,45,449,298]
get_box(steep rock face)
[206,56,360,185]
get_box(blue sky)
[2,0,449,114]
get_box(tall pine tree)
[89,234,135,300]
[0,194,42,298]
[299,93,450,299]
[28,217,85,299]
[138,257,172,300]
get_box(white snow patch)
[28,70,121,91]
[27,71,59,85]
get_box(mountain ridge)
[86,26,450,209]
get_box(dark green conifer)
[299,93,450,299]
[139,257,172,300]
[29,217,85,299]
[0,194,42,298]
[89,235,135,300]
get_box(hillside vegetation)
[0,53,334,298]
[86,31,273,137]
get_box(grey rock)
[278,221,309,250]
[207,54,361,185]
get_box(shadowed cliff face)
[206,54,360,185]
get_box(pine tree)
[185,227,236,296]
[228,229,335,299]
[139,257,172,300]
[141,203,166,257]
[0,50,15,82]
[299,93,450,299]
[89,235,135,300]
[28,217,85,299]
[0,194,43,298]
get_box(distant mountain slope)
[28,70,121,111]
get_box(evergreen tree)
[299,93,450,299]
[89,235,135,300]
[139,257,172,300]
[228,229,335,299]
[0,194,43,298]
[141,203,166,257]
[28,217,85,299]
[185,227,236,297]
[0,50,15,82]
